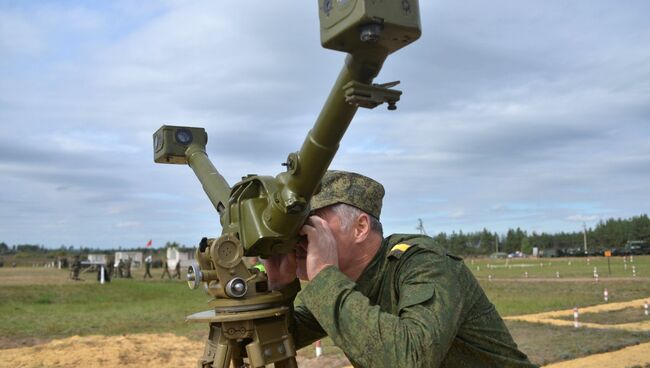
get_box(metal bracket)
[343,80,402,110]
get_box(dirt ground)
[0,333,350,368]
[3,330,650,368]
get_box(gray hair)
[328,203,383,237]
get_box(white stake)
[603,288,608,302]
[315,340,323,358]
[595,274,599,282]
[632,265,637,277]
[100,265,105,284]
[524,271,528,278]
[556,271,560,278]
[644,301,649,317]
[573,307,580,328]
[488,274,492,281]
[624,263,628,271]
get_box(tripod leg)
[199,324,233,368]
[274,357,298,368]
[230,342,245,368]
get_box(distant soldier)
[161,260,171,279]
[173,260,181,280]
[116,259,124,278]
[143,255,153,279]
[106,257,115,278]
[70,255,81,281]
[125,258,132,278]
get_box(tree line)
[2,214,649,257]
[428,214,650,255]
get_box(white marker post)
[603,288,608,302]
[573,307,579,328]
[595,274,599,283]
[488,274,492,281]
[556,271,560,279]
[315,340,323,358]
[524,271,528,279]
[477,266,480,272]
[100,265,105,285]
[632,265,637,277]
[644,301,649,317]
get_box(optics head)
[153,125,208,164]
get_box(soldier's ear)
[353,213,371,243]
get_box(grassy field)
[1,256,649,366]
[0,268,207,343]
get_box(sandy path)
[0,333,348,368]
[542,342,650,368]
[505,297,650,332]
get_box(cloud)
[567,215,599,222]
[1,0,649,247]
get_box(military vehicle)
[154,1,421,367]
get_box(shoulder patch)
[388,243,413,259]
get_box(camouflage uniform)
[288,171,536,368]
[143,255,153,279]
[173,260,181,279]
[70,256,81,281]
[161,260,172,279]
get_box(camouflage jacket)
[291,234,538,368]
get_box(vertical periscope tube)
[283,52,387,199]
[185,144,231,227]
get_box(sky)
[1,1,649,249]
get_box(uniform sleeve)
[298,253,467,368]
[291,300,328,349]
[277,278,328,349]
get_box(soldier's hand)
[262,252,297,290]
[300,215,339,280]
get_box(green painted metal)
[154,2,421,366]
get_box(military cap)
[311,170,385,219]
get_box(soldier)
[125,258,132,278]
[116,259,124,278]
[143,254,153,279]
[106,257,115,279]
[265,171,537,368]
[173,260,181,279]
[161,259,172,279]
[70,255,81,281]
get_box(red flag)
[146,239,152,247]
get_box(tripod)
[189,300,297,368]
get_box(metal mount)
[343,80,402,110]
